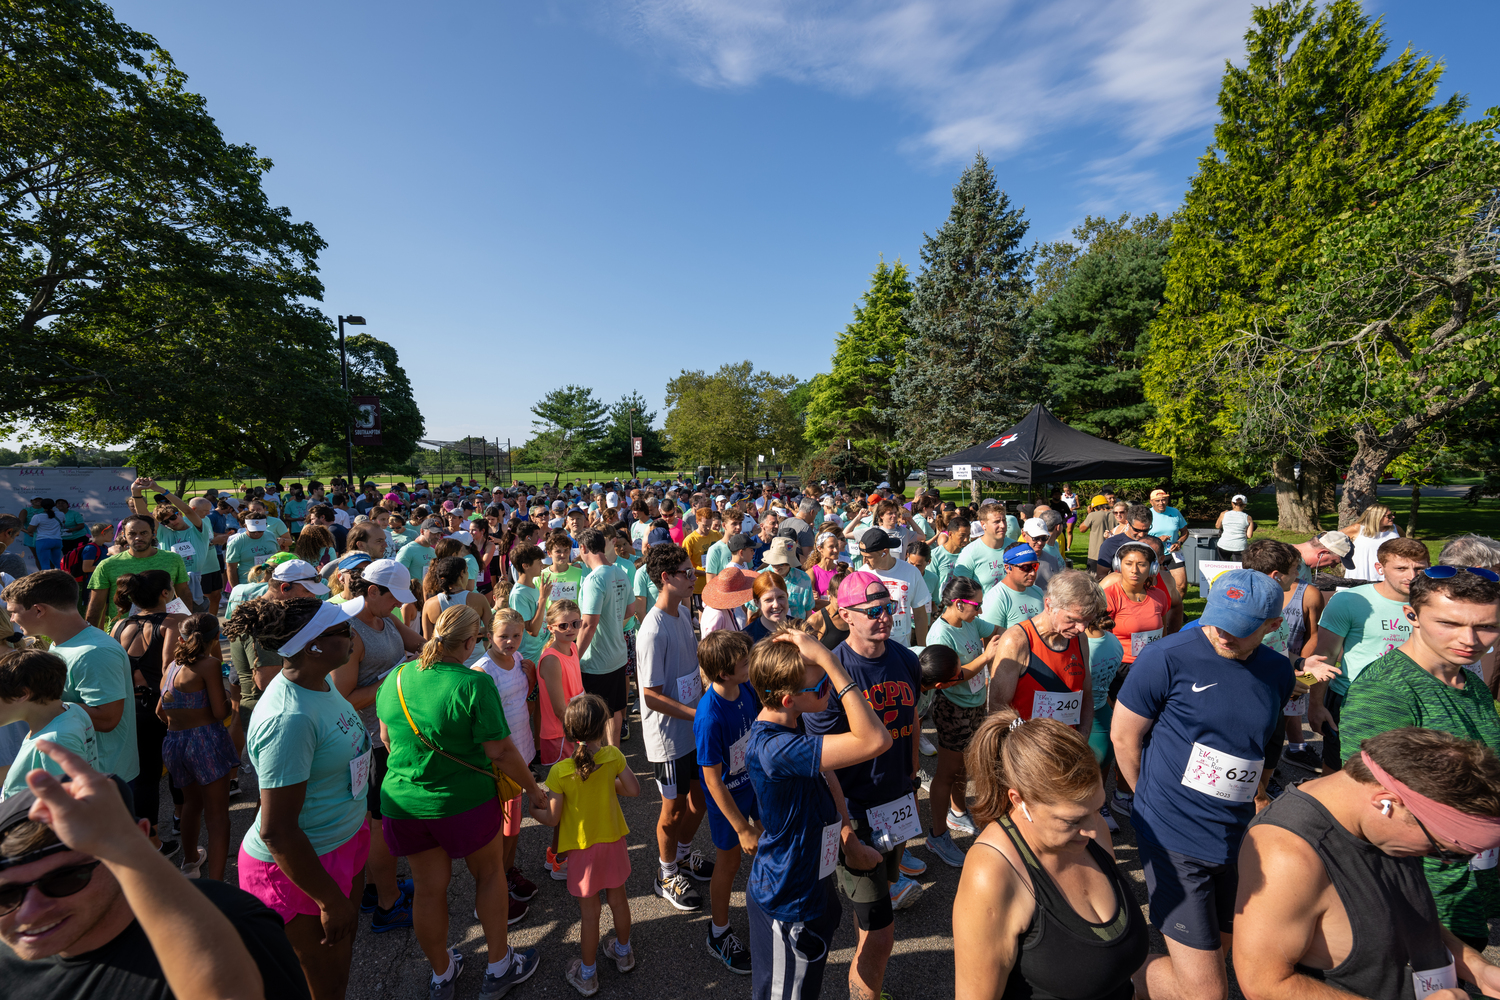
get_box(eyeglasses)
[552,620,581,631]
[797,675,832,697]
[0,861,104,915]
[848,601,898,619]
[1412,813,1476,864]
[1423,565,1500,583]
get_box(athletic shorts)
[581,665,628,715]
[837,815,902,932]
[382,797,502,859]
[238,821,369,925]
[932,695,985,754]
[1319,689,1347,770]
[1138,835,1237,950]
[200,570,224,595]
[1160,550,1185,569]
[366,745,389,820]
[749,878,841,1000]
[653,751,700,800]
[706,784,760,852]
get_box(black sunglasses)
[1413,813,1476,865]
[0,861,104,915]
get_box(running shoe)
[565,959,600,997]
[889,873,923,910]
[508,866,538,901]
[181,855,203,879]
[1111,789,1134,816]
[546,847,568,881]
[362,877,414,913]
[171,815,182,838]
[1284,746,1323,771]
[370,896,413,934]
[228,778,241,799]
[1100,803,1119,833]
[1266,776,1286,800]
[478,947,539,1000]
[919,734,937,756]
[706,927,752,975]
[430,949,465,1000]
[924,830,966,868]
[620,717,631,742]
[157,839,180,858]
[654,871,703,910]
[604,934,636,973]
[946,809,978,836]
[679,849,715,881]
[898,849,927,877]
[506,896,529,925]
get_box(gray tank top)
[1249,787,1450,999]
[1283,582,1309,656]
[349,612,406,747]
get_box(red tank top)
[1105,582,1170,664]
[1011,618,1086,722]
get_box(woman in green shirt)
[375,604,550,997]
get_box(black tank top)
[117,612,170,688]
[990,814,1148,1000]
[1249,787,1451,999]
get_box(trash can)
[1183,528,1222,587]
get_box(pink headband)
[1363,751,1500,854]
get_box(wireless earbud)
[1020,802,1034,822]
[1381,800,1393,817]
[311,644,323,653]
[1406,612,1416,622]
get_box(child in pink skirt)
[532,693,640,996]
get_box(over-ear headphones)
[1113,541,1160,577]
[1381,800,1393,816]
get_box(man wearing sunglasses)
[979,543,1044,633]
[1095,504,1155,583]
[0,741,309,999]
[1235,727,1500,1000]
[1335,566,1500,952]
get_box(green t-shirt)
[541,564,584,610]
[225,532,281,579]
[59,509,87,541]
[375,661,510,820]
[395,540,436,586]
[2,703,99,799]
[980,582,1044,633]
[508,583,550,662]
[928,616,993,709]
[704,539,732,578]
[242,673,370,861]
[930,545,961,601]
[1338,648,1500,938]
[783,566,816,620]
[87,551,188,626]
[633,563,660,608]
[53,626,137,782]
[262,515,290,540]
[18,506,41,547]
[157,517,217,575]
[1319,583,1411,696]
[579,562,630,675]
[956,538,1009,592]
[389,525,418,554]
[281,498,309,530]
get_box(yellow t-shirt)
[683,529,723,596]
[544,744,630,853]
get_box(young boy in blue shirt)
[694,629,760,975]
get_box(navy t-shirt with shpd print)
[804,640,920,816]
[1117,628,1294,864]
[745,720,838,922]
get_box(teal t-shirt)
[928,616,992,709]
[281,498,309,531]
[1319,583,1411,696]
[509,583,550,662]
[1149,506,1188,550]
[783,566,816,620]
[158,517,217,575]
[980,582,1044,633]
[18,505,40,547]
[580,562,630,675]
[930,545,961,600]
[226,581,269,618]
[1,703,99,799]
[633,563,660,608]
[242,673,370,861]
[262,515,290,540]
[225,531,280,578]
[60,509,87,541]
[1005,515,1022,544]
[1087,632,1125,710]
[463,553,481,585]
[396,540,437,584]
[704,539,732,578]
[53,626,138,782]
[956,538,1009,592]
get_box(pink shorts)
[237,821,370,925]
[538,736,575,766]
[382,797,503,859]
[567,837,630,898]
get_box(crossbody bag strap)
[394,664,496,779]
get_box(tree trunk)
[887,458,904,492]
[174,475,190,498]
[1272,455,1319,533]
[969,478,982,506]
[1337,435,1398,528]
[1408,484,1421,539]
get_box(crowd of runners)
[2,473,1500,1000]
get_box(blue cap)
[647,527,672,546]
[337,552,372,571]
[1003,543,1039,567]
[1200,568,1285,638]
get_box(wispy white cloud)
[612,0,1251,194]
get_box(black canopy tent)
[925,404,1172,483]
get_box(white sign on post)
[953,464,973,481]
[1198,560,1243,593]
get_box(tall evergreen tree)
[890,152,1034,494]
[1141,0,1461,529]
[805,258,914,486]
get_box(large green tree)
[664,362,803,479]
[524,385,608,485]
[1032,214,1169,445]
[805,258,914,486]
[1142,0,1462,529]
[889,152,1035,500]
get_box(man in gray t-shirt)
[635,542,714,909]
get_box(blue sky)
[96,0,1499,453]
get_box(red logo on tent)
[1225,587,1245,600]
[989,432,1019,449]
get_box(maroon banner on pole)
[352,396,382,446]
[632,437,643,457]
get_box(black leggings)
[131,707,182,837]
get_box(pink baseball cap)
[837,570,890,609]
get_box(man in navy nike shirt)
[1110,568,1294,1000]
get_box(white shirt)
[333,508,352,528]
[865,558,932,648]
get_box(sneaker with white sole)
[898,849,926,877]
[565,959,599,997]
[925,830,966,868]
[919,734,937,756]
[706,927,751,974]
[430,949,466,1000]
[181,855,203,879]
[604,934,636,973]
[1100,803,1120,833]
[546,848,568,881]
[654,871,703,910]
[1112,790,1134,816]
[679,849,715,882]
[890,873,923,910]
[479,946,540,1000]
[946,809,978,836]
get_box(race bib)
[551,582,578,603]
[253,554,269,566]
[967,667,989,696]
[1181,742,1262,803]
[1472,848,1499,871]
[1283,693,1309,716]
[728,730,750,776]
[1032,689,1082,726]
[165,597,191,616]
[818,821,841,880]
[1130,628,1164,657]
[171,541,197,561]
[349,748,373,800]
[1411,957,1457,998]
[676,671,703,707]
[866,793,922,847]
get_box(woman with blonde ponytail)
[952,711,1147,1000]
[374,603,553,994]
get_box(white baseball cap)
[360,558,417,604]
[1023,516,1049,537]
[271,558,330,596]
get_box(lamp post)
[337,314,365,487]
[628,406,637,478]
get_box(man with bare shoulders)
[1235,727,1500,1000]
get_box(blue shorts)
[1138,834,1237,950]
[707,784,759,852]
